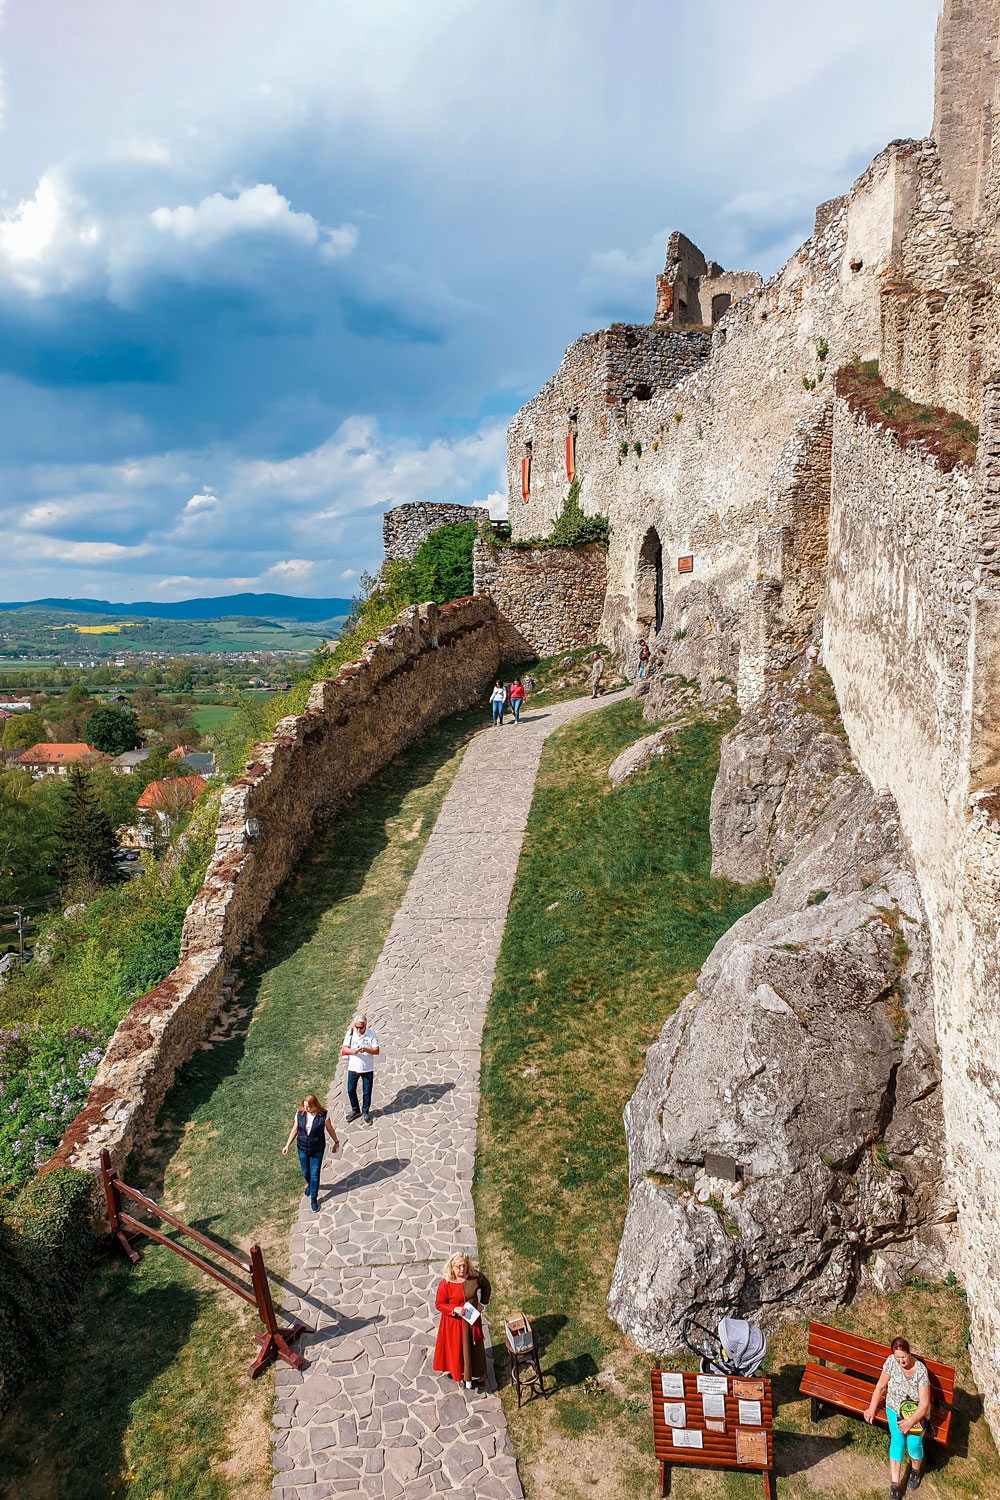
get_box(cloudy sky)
[0,0,940,604]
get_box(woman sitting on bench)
[864,1335,931,1496]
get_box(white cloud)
[183,491,218,512]
[150,183,320,249]
[265,558,315,580]
[0,171,101,294]
[0,174,357,303]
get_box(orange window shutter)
[521,455,531,502]
[565,433,576,482]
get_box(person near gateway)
[281,1093,339,1213]
[863,1335,931,1495]
[490,680,507,726]
[637,638,650,679]
[590,652,605,698]
[509,678,526,723]
[432,1250,493,1391]
[342,1013,380,1124]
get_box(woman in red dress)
[432,1251,492,1390]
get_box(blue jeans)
[887,1408,924,1465]
[492,701,504,724]
[297,1148,322,1203]
[511,698,521,721]
[347,1071,373,1114]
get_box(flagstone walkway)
[270,691,616,1500]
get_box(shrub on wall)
[497,481,611,551]
[0,1165,94,1412]
[836,358,979,471]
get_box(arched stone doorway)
[636,527,664,636]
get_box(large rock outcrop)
[608,671,954,1352]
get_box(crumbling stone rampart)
[382,501,490,564]
[47,598,509,1196]
[472,539,607,656]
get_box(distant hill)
[0,592,353,624]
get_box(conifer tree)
[54,766,119,892]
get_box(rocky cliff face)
[608,668,954,1352]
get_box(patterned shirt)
[883,1354,929,1413]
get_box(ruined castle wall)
[472,539,607,656]
[505,145,926,675]
[48,598,508,1193]
[382,501,490,564]
[933,0,1000,230]
[823,394,1000,1431]
[506,325,712,542]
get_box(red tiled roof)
[167,745,196,759]
[136,774,206,810]
[17,743,107,765]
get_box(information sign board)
[650,1366,776,1498]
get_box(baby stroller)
[681,1315,767,1377]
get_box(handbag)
[898,1398,924,1436]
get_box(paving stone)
[271,697,615,1499]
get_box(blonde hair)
[445,1251,478,1281]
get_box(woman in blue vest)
[282,1093,340,1212]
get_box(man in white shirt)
[342,1013,380,1124]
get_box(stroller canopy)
[718,1317,767,1376]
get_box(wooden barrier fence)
[100,1147,305,1379]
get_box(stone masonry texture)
[271,692,617,1500]
[472,539,607,656]
[382,503,490,566]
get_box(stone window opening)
[636,527,665,637]
[633,382,653,401]
[711,293,731,323]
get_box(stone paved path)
[271,692,617,1500]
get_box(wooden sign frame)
[650,1365,776,1497]
[677,555,694,574]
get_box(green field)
[189,704,237,734]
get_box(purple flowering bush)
[0,1023,108,1190]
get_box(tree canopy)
[85,703,144,756]
[1,711,46,751]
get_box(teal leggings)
[887,1407,924,1465]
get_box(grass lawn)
[0,705,483,1500]
[189,703,238,735]
[474,697,999,1499]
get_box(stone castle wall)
[505,0,1000,1436]
[382,501,490,565]
[472,539,607,657]
[823,393,1000,1431]
[47,598,509,1196]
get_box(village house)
[16,743,109,775]
[135,774,206,847]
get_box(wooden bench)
[800,1322,955,1447]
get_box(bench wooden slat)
[806,1321,955,1399]
[800,1322,956,1447]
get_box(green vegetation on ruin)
[474,696,998,1498]
[836,358,979,472]
[492,479,611,550]
[0,704,482,1500]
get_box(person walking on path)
[590,653,605,698]
[490,680,507,726]
[637,639,650,679]
[509,678,526,723]
[342,1013,380,1123]
[863,1335,931,1495]
[282,1094,339,1213]
[432,1251,493,1391]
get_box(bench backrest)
[807,1322,956,1409]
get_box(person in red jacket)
[432,1251,492,1389]
[509,678,526,723]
